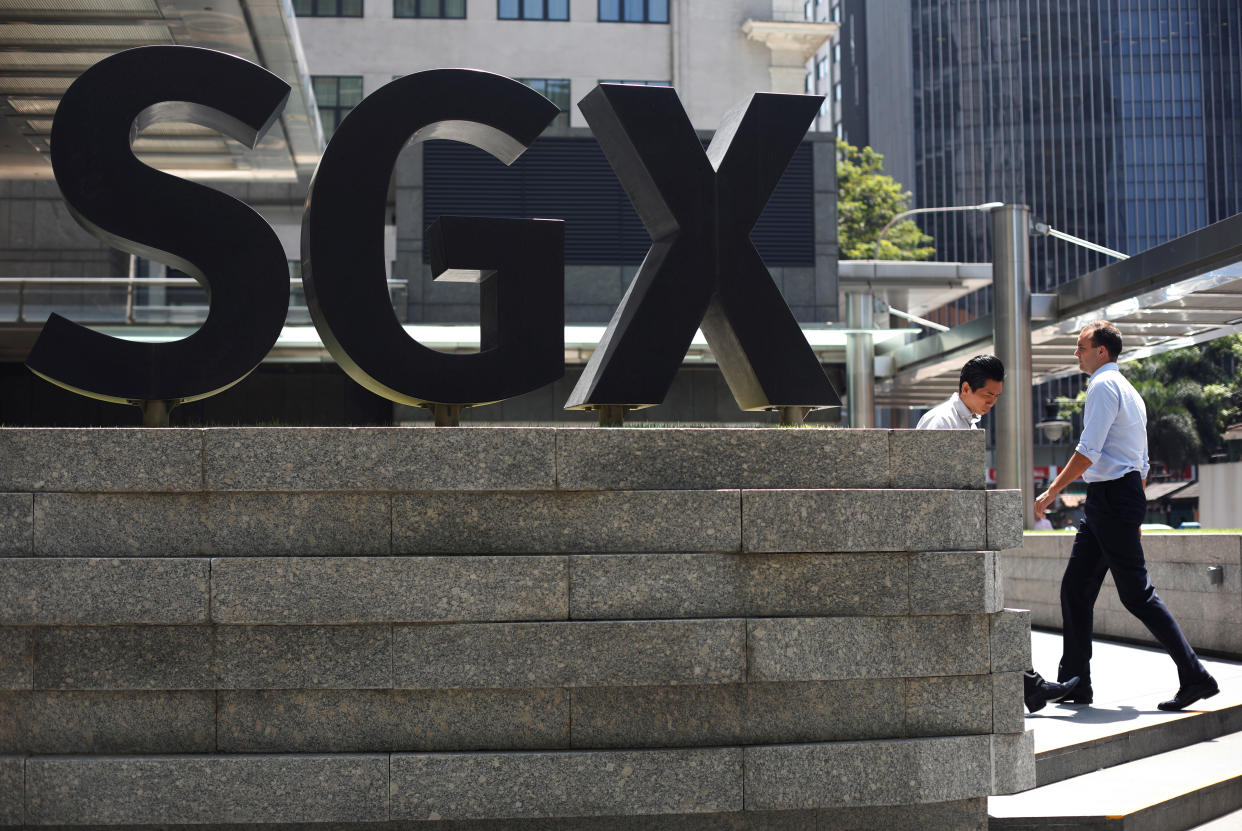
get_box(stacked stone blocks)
[0,427,1033,828]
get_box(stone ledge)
[6,488,1023,558]
[0,756,20,826]
[211,556,569,624]
[1003,533,1242,656]
[0,690,214,754]
[23,754,391,825]
[0,559,209,625]
[0,629,31,689]
[0,549,1004,630]
[987,490,1024,551]
[391,747,742,820]
[0,494,31,556]
[888,429,986,490]
[1017,531,1242,565]
[570,551,911,619]
[555,428,891,490]
[32,493,392,558]
[991,729,1036,794]
[990,609,1033,672]
[204,427,557,492]
[0,427,988,494]
[393,620,747,689]
[0,428,202,493]
[744,735,995,810]
[10,613,1018,693]
[393,491,741,554]
[741,490,987,552]
[218,688,571,753]
[570,551,998,620]
[8,741,1025,824]
[747,615,991,681]
[0,674,1017,755]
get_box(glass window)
[294,0,362,16]
[499,0,567,19]
[312,75,364,139]
[519,78,571,127]
[394,0,465,15]
[599,0,666,22]
[816,57,827,79]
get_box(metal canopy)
[874,211,1242,408]
[0,0,323,182]
[838,260,992,318]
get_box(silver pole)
[845,291,875,428]
[992,204,1034,529]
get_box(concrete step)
[1186,806,1242,829]
[1026,630,1242,786]
[988,728,1242,830]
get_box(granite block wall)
[1001,533,1242,656]
[0,427,1032,828]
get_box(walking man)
[1034,321,1218,710]
[917,354,1078,712]
[915,354,1005,429]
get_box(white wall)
[1200,461,1242,528]
[295,0,780,129]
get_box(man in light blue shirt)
[1034,321,1217,711]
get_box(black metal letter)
[302,69,564,408]
[27,46,292,413]
[565,85,841,413]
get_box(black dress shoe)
[1024,671,1080,712]
[1158,676,1220,711]
[1053,685,1092,705]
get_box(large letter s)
[27,46,291,414]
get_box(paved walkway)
[987,629,1242,826]
[1025,628,1242,757]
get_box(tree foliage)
[836,138,935,260]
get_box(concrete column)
[991,204,1034,529]
[845,291,874,428]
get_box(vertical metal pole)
[845,291,875,428]
[992,204,1034,529]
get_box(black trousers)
[1058,471,1208,689]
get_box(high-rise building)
[838,0,1242,299]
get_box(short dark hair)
[960,354,1005,392]
[1083,320,1122,361]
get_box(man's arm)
[1034,451,1093,519]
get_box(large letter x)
[565,84,841,414]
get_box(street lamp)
[872,202,1004,259]
[1036,399,1072,442]
[844,202,1001,429]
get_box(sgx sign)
[27,46,840,418]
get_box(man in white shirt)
[917,354,1078,712]
[1035,321,1218,711]
[915,354,1005,429]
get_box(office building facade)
[837,0,1242,298]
